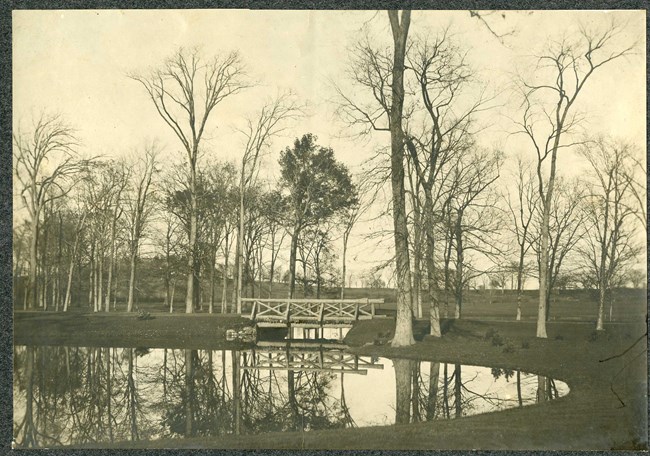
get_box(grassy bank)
[21,311,646,450]
[14,311,252,350]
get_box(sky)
[12,9,646,285]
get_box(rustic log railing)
[240,297,383,328]
[240,342,384,375]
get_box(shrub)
[485,328,505,347]
[521,340,530,349]
[137,309,153,321]
[502,340,516,354]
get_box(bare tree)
[104,161,130,312]
[446,148,502,319]
[130,48,248,313]
[261,189,288,299]
[339,177,368,300]
[13,113,84,309]
[338,11,415,345]
[514,23,634,338]
[404,29,491,336]
[505,157,539,320]
[125,146,158,312]
[578,138,641,330]
[530,178,587,319]
[624,153,647,231]
[386,10,415,346]
[233,92,301,312]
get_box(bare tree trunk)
[28,217,39,309]
[94,250,100,312]
[41,219,49,310]
[88,244,94,309]
[412,203,423,318]
[269,232,276,298]
[388,10,414,347]
[186,166,198,314]
[169,280,176,313]
[63,256,75,312]
[537,202,550,338]
[288,224,300,299]
[454,218,463,320]
[425,195,441,337]
[221,233,230,313]
[316,260,322,299]
[516,243,525,321]
[106,217,118,312]
[302,253,308,298]
[235,180,245,314]
[231,229,240,312]
[97,253,104,312]
[127,247,137,312]
[341,233,348,300]
[209,249,216,314]
[596,286,607,331]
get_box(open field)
[13,309,648,450]
[15,282,647,323]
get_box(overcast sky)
[12,9,646,284]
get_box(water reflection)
[13,344,569,448]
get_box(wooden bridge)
[240,297,383,329]
[239,341,384,375]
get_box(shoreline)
[12,312,648,450]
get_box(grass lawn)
[14,311,253,350]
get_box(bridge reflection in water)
[241,341,384,375]
[12,342,568,448]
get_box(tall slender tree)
[13,113,83,309]
[514,24,634,337]
[131,48,248,313]
[125,146,158,312]
[578,138,641,330]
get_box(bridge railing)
[240,298,383,326]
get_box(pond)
[13,343,569,448]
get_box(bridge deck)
[240,297,383,328]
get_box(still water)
[13,343,569,448]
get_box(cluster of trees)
[13,50,360,315]
[13,123,360,315]
[336,11,642,342]
[13,13,644,343]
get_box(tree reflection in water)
[13,345,569,448]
